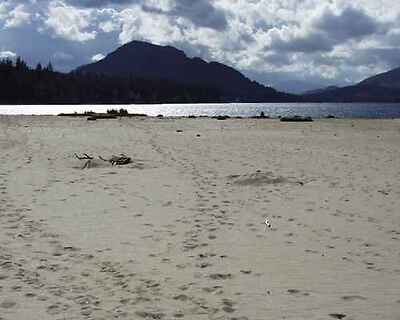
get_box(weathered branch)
[81,160,91,169]
[74,153,93,160]
[76,153,131,167]
[99,154,132,166]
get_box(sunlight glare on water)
[1,103,400,118]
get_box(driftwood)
[74,153,95,169]
[74,153,93,160]
[75,153,132,169]
[99,154,132,166]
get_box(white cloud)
[91,53,105,61]
[0,50,17,59]
[44,1,97,42]
[4,4,31,28]
[0,3,8,21]
[97,7,121,32]
[99,20,119,32]
[118,6,184,45]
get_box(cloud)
[270,28,333,53]
[0,3,31,29]
[348,47,400,69]
[91,53,105,61]
[53,51,74,61]
[315,6,382,41]
[67,0,227,30]
[267,6,384,54]
[99,20,120,32]
[118,6,184,45]
[4,4,31,28]
[0,50,17,59]
[169,0,227,30]
[67,0,137,7]
[44,1,97,42]
[2,0,400,92]
[0,3,9,21]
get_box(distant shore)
[1,102,400,119]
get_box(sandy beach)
[0,115,399,320]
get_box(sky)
[0,0,399,93]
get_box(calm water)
[1,103,400,118]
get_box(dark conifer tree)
[46,62,53,72]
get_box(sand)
[0,115,399,320]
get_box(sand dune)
[0,116,399,320]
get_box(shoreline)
[1,102,400,119]
[1,113,400,120]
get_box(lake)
[1,103,400,118]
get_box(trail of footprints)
[0,137,249,320]
[147,132,254,318]
[1,122,399,319]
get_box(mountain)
[303,68,400,102]
[358,67,400,89]
[303,86,340,95]
[0,57,224,104]
[76,41,296,102]
[272,79,326,95]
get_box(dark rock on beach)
[280,115,313,122]
[213,115,230,120]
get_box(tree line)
[0,57,222,104]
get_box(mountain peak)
[77,40,294,102]
[118,40,186,55]
[105,40,187,62]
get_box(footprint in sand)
[0,300,17,309]
[341,295,367,301]
[135,311,165,319]
[209,273,233,280]
[287,289,310,296]
[46,304,65,315]
[221,299,237,313]
[173,294,190,302]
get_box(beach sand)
[0,116,399,320]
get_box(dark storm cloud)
[273,32,333,53]
[270,6,384,53]
[315,7,382,41]
[170,0,227,30]
[67,0,227,30]
[141,0,227,30]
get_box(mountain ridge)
[303,67,400,102]
[76,41,296,102]
[302,86,340,96]
[358,67,400,89]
